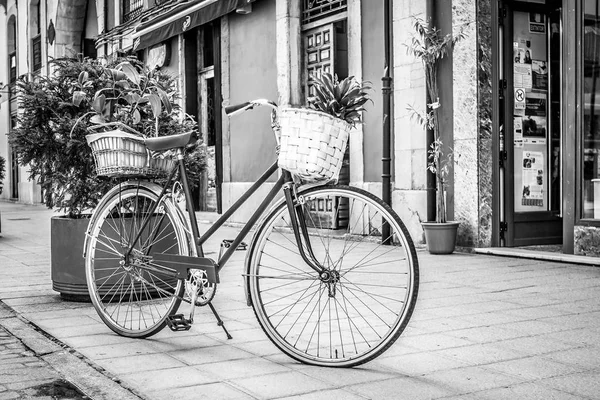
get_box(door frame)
[495,0,564,247]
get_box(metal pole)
[382,0,392,244]
[426,0,436,222]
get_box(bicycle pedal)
[221,240,248,251]
[166,314,192,331]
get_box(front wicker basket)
[86,124,175,178]
[277,108,351,183]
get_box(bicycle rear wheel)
[247,185,419,367]
[85,184,188,338]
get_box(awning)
[133,0,249,50]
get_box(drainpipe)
[425,0,436,222]
[382,0,392,243]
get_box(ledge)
[473,247,600,266]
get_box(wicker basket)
[86,124,176,178]
[277,108,351,183]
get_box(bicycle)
[83,99,419,367]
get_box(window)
[8,16,17,84]
[122,0,143,23]
[583,1,600,218]
[30,1,42,73]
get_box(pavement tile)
[433,344,524,366]
[422,365,526,394]
[93,352,187,375]
[146,335,224,353]
[472,381,585,399]
[394,333,474,352]
[193,357,291,380]
[229,339,283,357]
[120,366,218,392]
[483,355,586,380]
[542,328,600,347]
[76,341,160,360]
[169,344,255,365]
[445,325,529,344]
[299,365,399,386]
[148,382,254,400]
[231,370,331,398]
[492,334,581,356]
[371,351,469,376]
[61,333,137,348]
[277,388,367,400]
[540,371,600,398]
[348,376,457,400]
[542,347,600,370]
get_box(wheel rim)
[249,187,417,366]
[86,188,187,337]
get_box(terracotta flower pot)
[421,221,460,254]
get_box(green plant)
[9,56,205,217]
[0,155,5,195]
[308,72,372,127]
[72,59,178,137]
[406,17,467,223]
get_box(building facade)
[2,0,600,257]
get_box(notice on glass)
[514,116,524,146]
[522,91,547,143]
[522,151,544,207]
[529,13,546,34]
[514,63,532,88]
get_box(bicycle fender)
[82,180,165,259]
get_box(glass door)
[503,1,563,246]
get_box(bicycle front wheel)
[247,185,419,367]
[85,184,188,338]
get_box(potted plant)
[406,17,466,254]
[9,56,205,299]
[277,72,371,183]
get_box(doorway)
[500,0,563,246]
[196,23,222,213]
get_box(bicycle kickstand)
[208,302,233,340]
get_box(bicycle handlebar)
[223,99,278,116]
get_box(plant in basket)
[71,59,204,179]
[277,72,371,183]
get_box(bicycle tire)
[246,185,419,367]
[85,184,188,338]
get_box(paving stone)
[94,353,187,375]
[232,371,331,398]
[473,381,587,400]
[422,365,526,393]
[168,344,255,365]
[120,366,217,392]
[540,371,600,398]
[277,388,367,400]
[148,382,254,400]
[348,376,457,400]
[193,357,291,380]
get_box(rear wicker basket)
[86,124,175,178]
[277,108,351,183]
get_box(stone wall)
[574,226,600,257]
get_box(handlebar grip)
[224,102,252,115]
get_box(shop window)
[583,1,600,219]
[122,0,143,23]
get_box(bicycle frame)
[124,150,325,281]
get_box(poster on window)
[532,60,548,90]
[522,151,544,207]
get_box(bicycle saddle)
[144,131,195,152]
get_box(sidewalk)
[0,200,599,399]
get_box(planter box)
[51,214,180,301]
[50,215,90,301]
